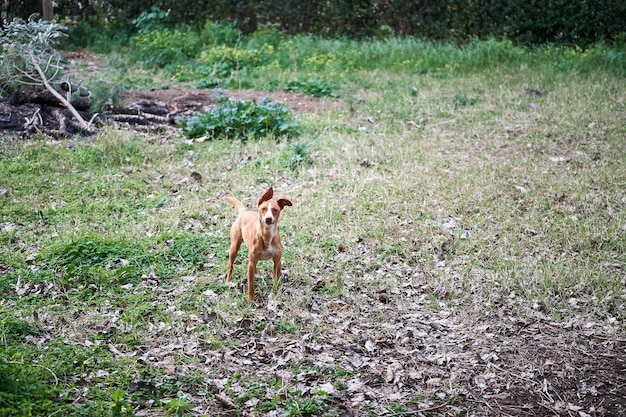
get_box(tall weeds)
[122,23,626,87]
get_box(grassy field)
[1,36,625,416]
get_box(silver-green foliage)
[0,15,67,95]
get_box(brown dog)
[225,187,292,300]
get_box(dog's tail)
[225,197,247,214]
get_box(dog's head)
[258,187,292,226]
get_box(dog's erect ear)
[258,187,274,206]
[276,198,292,209]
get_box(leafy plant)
[194,77,220,89]
[286,78,336,97]
[180,96,300,140]
[64,20,132,52]
[130,26,201,69]
[132,6,171,35]
[109,390,132,417]
[196,44,275,76]
[274,317,300,334]
[0,315,40,342]
[84,78,122,113]
[162,391,193,416]
[200,21,241,46]
[280,141,314,171]
[284,392,327,416]
[0,358,58,417]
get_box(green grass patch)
[34,231,219,288]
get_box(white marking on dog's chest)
[260,243,277,260]
[258,222,277,260]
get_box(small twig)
[43,54,63,81]
[25,108,43,127]
[13,65,42,85]
[6,360,58,384]
[33,363,59,385]
[87,113,99,127]
[490,363,540,386]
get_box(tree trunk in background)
[42,0,53,20]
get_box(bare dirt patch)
[0,87,343,138]
[458,313,626,416]
[92,274,626,416]
[120,88,345,115]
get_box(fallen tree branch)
[28,52,92,132]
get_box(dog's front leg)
[247,260,258,301]
[272,255,282,294]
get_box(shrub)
[64,20,133,52]
[244,24,285,49]
[130,26,201,69]
[132,5,171,35]
[200,21,241,46]
[286,78,335,97]
[196,44,275,75]
[180,96,300,141]
[0,15,67,95]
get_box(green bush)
[196,44,275,75]
[64,20,133,52]
[244,24,285,49]
[286,78,335,97]
[200,20,241,46]
[180,96,300,141]
[130,26,201,69]
[132,5,171,35]
[0,16,67,95]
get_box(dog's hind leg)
[226,227,242,282]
